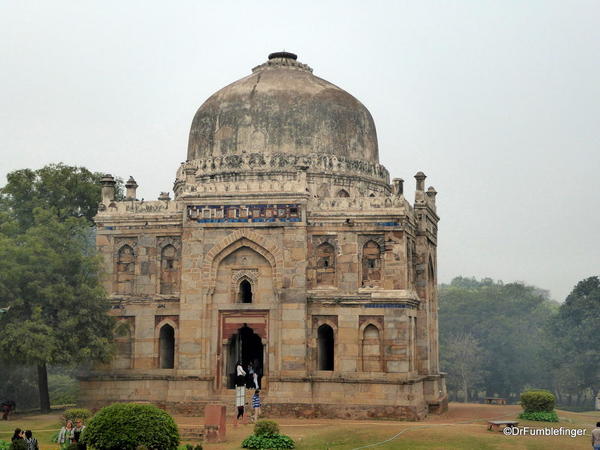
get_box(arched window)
[317,324,334,371]
[336,189,350,198]
[362,241,382,287]
[238,279,253,303]
[160,244,180,294]
[117,245,135,295]
[159,324,175,369]
[316,242,335,286]
[361,324,382,372]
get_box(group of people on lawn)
[9,428,39,450]
[9,418,85,450]
[56,418,86,449]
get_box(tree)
[547,276,600,407]
[441,333,485,402]
[439,277,557,401]
[0,163,123,229]
[0,164,116,413]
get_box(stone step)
[179,425,204,440]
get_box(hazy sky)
[1,1,599,301]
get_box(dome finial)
[268,51,297,60]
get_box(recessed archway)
[227,325,263,389]
[317,324,335,371]
[159,324,175,369]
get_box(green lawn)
[1,404,598,450]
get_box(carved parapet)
[174,152,390,194]
[309,194,407,212]
[96,200,182,216]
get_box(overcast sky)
[1,1,599,301]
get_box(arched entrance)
[227,324,263,389]
[317,324,334,371]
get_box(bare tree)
[443,333,485,402]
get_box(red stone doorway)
[219,312,268,390]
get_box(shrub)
[0,440,10,450]
[242,420,294,449]
[519,411,559,422]
[241,434,295,449]
[8,441,27,450]
[63,407,93,423]
[81,402,180,450]
[519,390,556,412]
[254,420,280,437]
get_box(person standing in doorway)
[248,362,259,389]
[236,361,246,386]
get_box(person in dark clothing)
[1,400,16,420]
[11,427,24,442]
[24,430,39,450]
[72,418,87,449]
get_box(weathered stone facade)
[80,52,447,419]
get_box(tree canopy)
[0,164,115,412]
[547,276,600,405]
[439,277,558,401]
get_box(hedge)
[519,390,556,413]
[81,403,179,450]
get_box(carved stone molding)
[232,269,259,284]
[157,236,181,251]
[175,152,389,187]
[113,237,137,257]
[358,234,385,249]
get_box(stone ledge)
[78,373,214,382]
[268,375,427,385]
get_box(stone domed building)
[80,52,447,419]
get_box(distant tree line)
[440,276,600,409]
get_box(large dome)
[187,52,379,164]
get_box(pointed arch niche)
[155,316,178,369]
[158,237,181,295]
[361,240,382,287]
[115,243,136,295]
[314,241,336,287]
[211,244,273,306]
[312,316,338,372]
[113,317,134,369]
[231,269,259,304]
[359,320,383,372]
[202,231,283,297]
